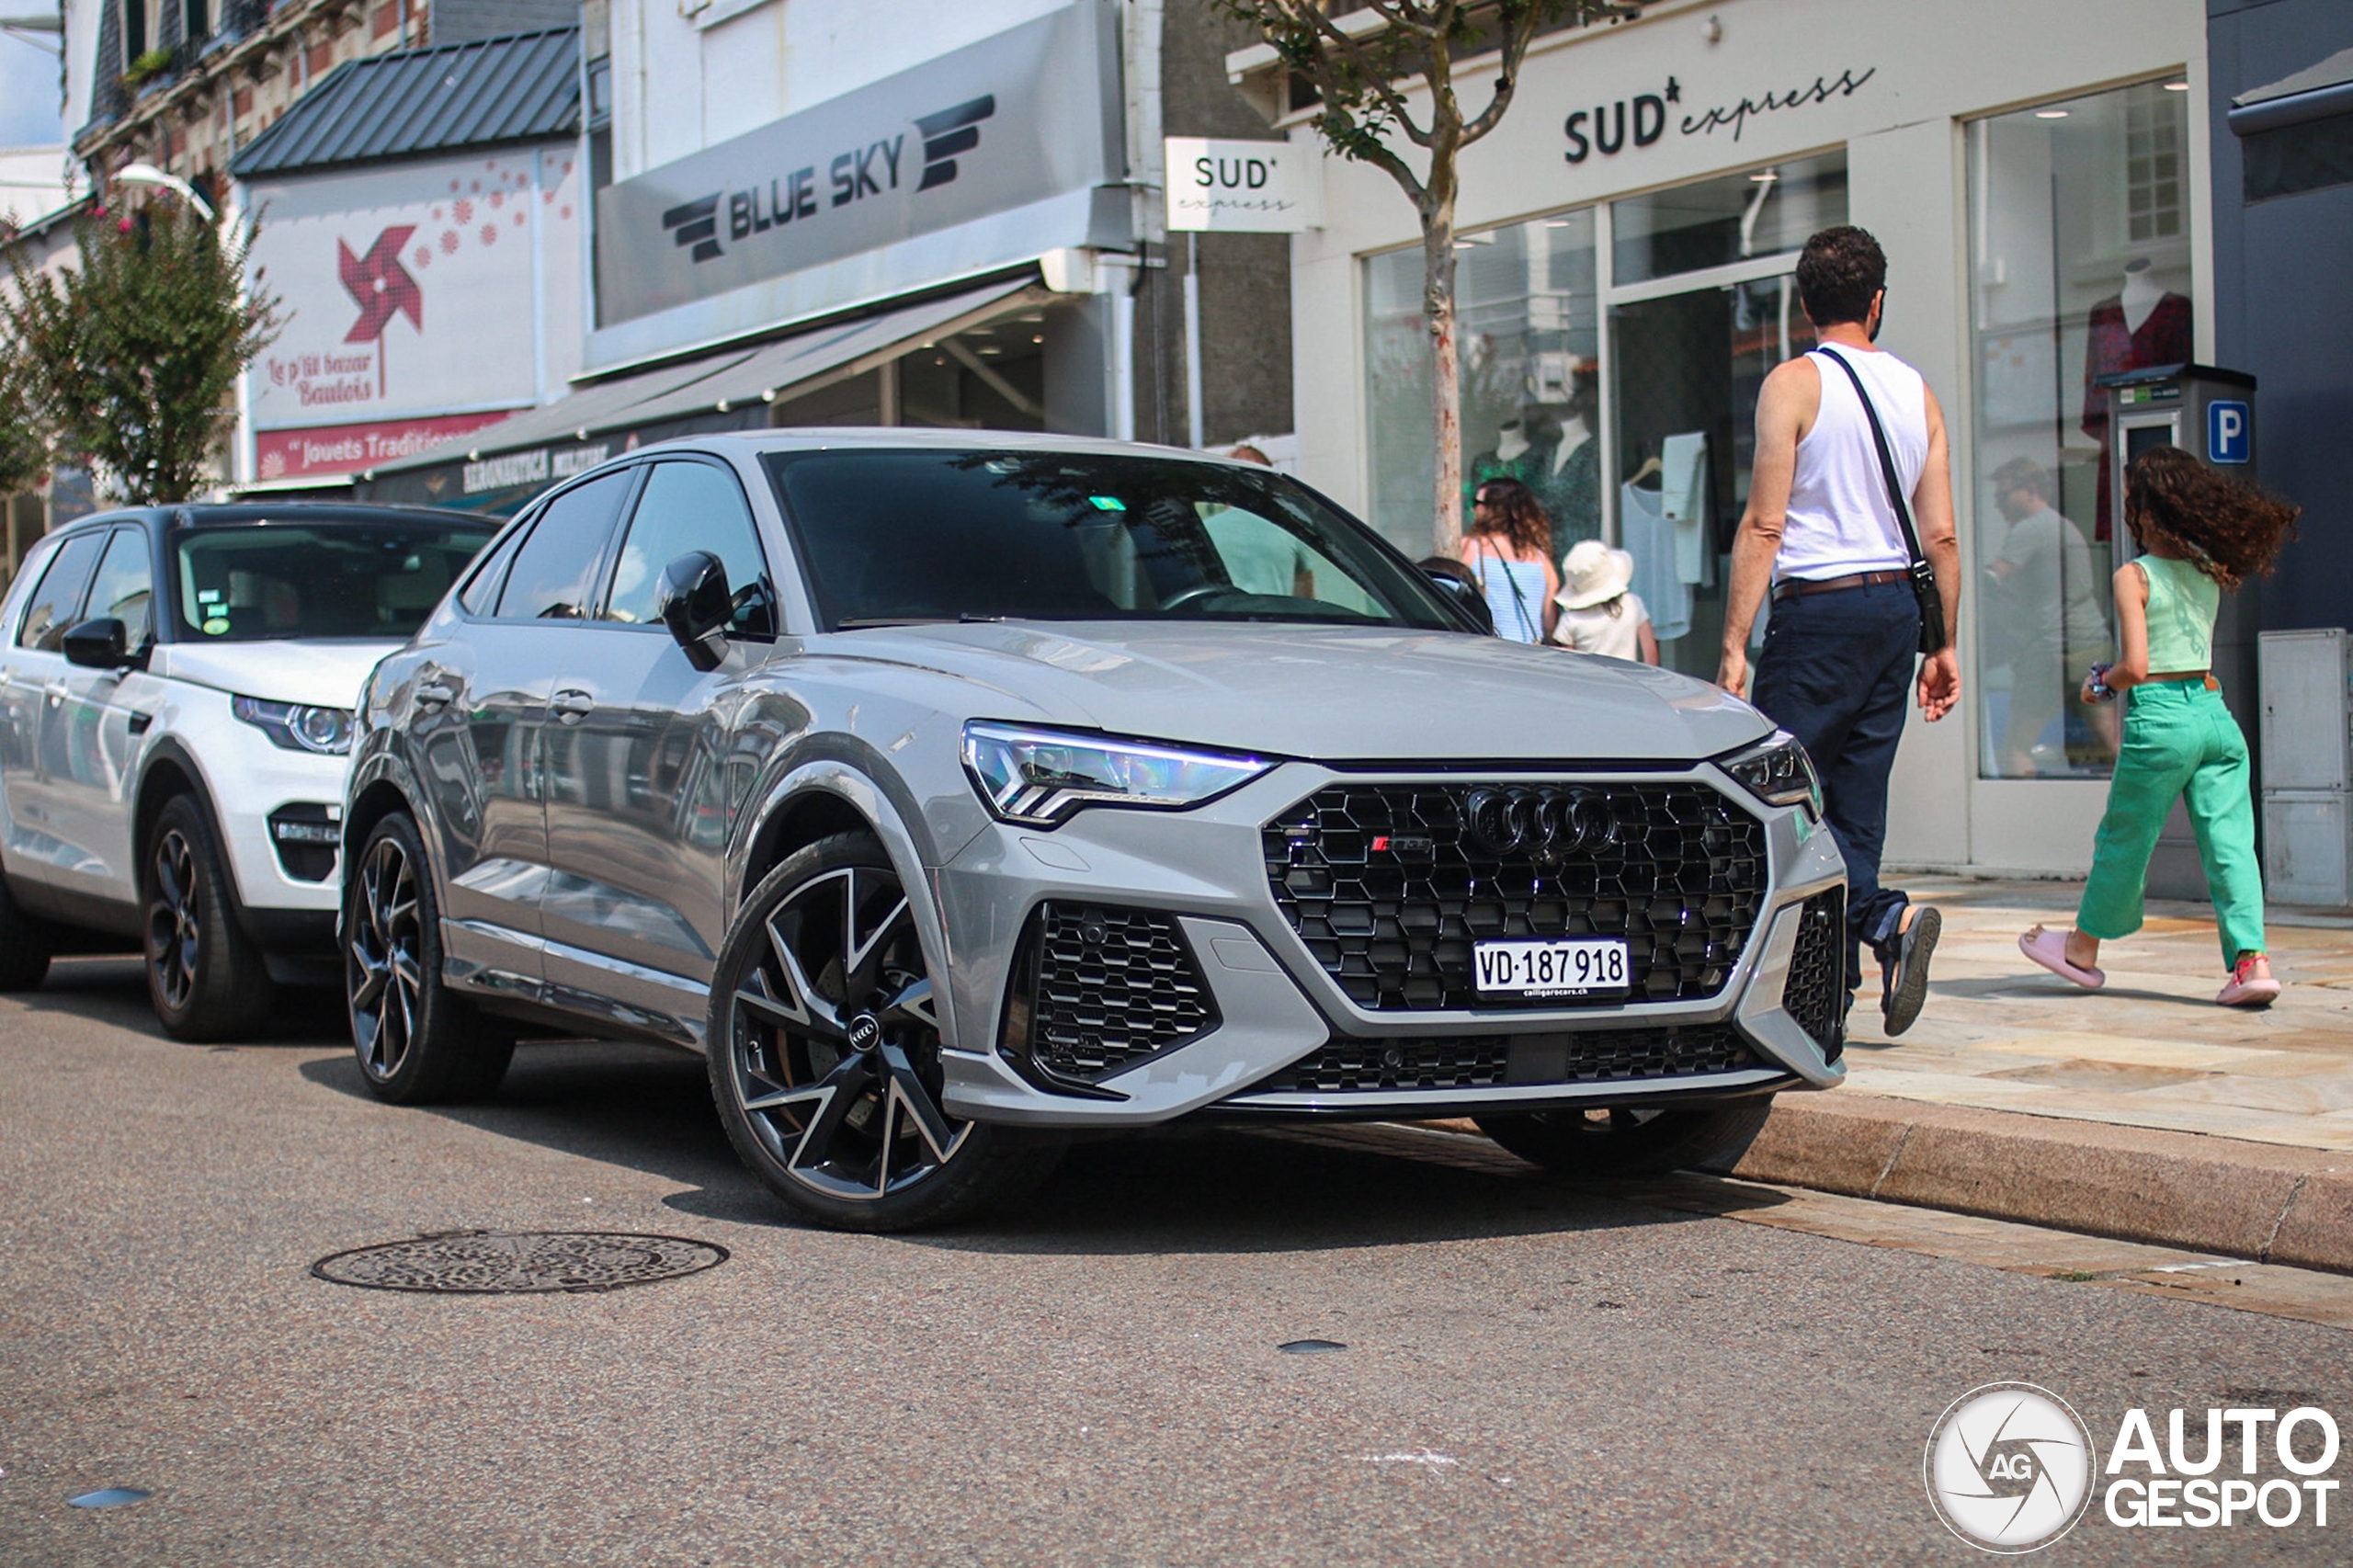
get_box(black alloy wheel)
[142,793,273,1041]
[345,811,512,1103]
[1474,1098,1774,1180]
[710,834,1061,1232]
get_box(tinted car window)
[85,528,156,650]
[496,470,633,619]
[173,522,494,641]
[763,450,1454,631]
[457,524,526,618]
[602,460,774,635]
[14,529,107,651]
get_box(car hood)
[809,622,1773,763]
[152,639,401,709]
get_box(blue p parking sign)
[2208,400,2251,464]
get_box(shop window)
[1362,209,1599,558]
[1612,151,1847,286]
[1967,79,2194,780]
[1609,277,1819,679]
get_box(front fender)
[736,759,971,1052]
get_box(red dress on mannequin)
[2081,291,2193,540]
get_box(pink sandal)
[2216,954,2281,1008]
[2019,926,2104,990]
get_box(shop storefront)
[1275,0,2212,877]
[365,0,1141,515]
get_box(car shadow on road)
[20,956,355,1047]
[299,1040,1705,1254]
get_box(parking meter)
[2095,363,2259,897]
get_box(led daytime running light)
[962,722,1269,826]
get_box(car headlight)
[232,695,355,756]
[962,722,1270,827]
[1718,731,1822,817]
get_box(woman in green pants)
[2019,447,2301,1007]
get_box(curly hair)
[2123,445,2300,591]
[1795,225,1886,328]
[1469,475,1552,558]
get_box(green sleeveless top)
[2136,554,2218,671]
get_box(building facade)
[1248,0,2222,879]
[226,26,585,492]
[360,0,1295,512]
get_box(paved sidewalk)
[1842,874,2353,1150]
[1729,876,2353,1275]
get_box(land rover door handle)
[415,679,457,710]
[550,688,595,724]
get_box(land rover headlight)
[232,696,355,756]
[962,722,1269,827]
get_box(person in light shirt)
[1549,540,1657,664]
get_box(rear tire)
[708,833,1062,1233]
[1475,1097,1773,1180]
[0,869,51,990]
[345,811,512,1103]
[143,793,275,1041]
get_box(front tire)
[143,793,274,1041]
[345,812,512,1103]
[1475,1098,1773,1180]
[708,833,1062,1233]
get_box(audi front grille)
[1262,780,1768,1011]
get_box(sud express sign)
[1563,67,1876,164]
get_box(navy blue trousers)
[1751,581,1919,992]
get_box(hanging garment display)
[1619,481,1692,642]
[1660,431,1713,586]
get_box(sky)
[2,31,67,148]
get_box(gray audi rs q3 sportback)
[342,432,1847,1230]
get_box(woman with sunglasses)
[1465,477,1560,643]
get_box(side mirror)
[657,551,732,672]
[62,617,131,670]
[1419,564,1495,635]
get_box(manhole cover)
[312,1231,728,1295]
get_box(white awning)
[367,276,1043,478]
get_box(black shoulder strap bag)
[1813,346,1949,656]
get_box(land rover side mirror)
[657,551,733,671]
[62,618,133,670]
[1419,563,1495,635]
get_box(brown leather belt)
[1772,569,1908,604]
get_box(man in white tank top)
[1716,226,1962,1038]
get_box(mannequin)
[1494,419,1532,464]
[2081,256,2193,538]
[2119,256,2163,335]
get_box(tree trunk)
[1423,175,1461,560]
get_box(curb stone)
[1725,1093,2353,1277]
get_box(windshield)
[171,522,495,642]
[763,449,1461,632]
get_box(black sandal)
[1881,905,1941,1037]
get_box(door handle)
[550,689,595,724]
[45,683,66,707]
[415,680,457,710]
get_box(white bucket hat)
[1557,540,1635,610]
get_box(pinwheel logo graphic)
[338,225,423,398]
[1925,1383,2097,1552]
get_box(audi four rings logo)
[1461,787,1618,858]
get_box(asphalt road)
[3,958,2347,1567]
